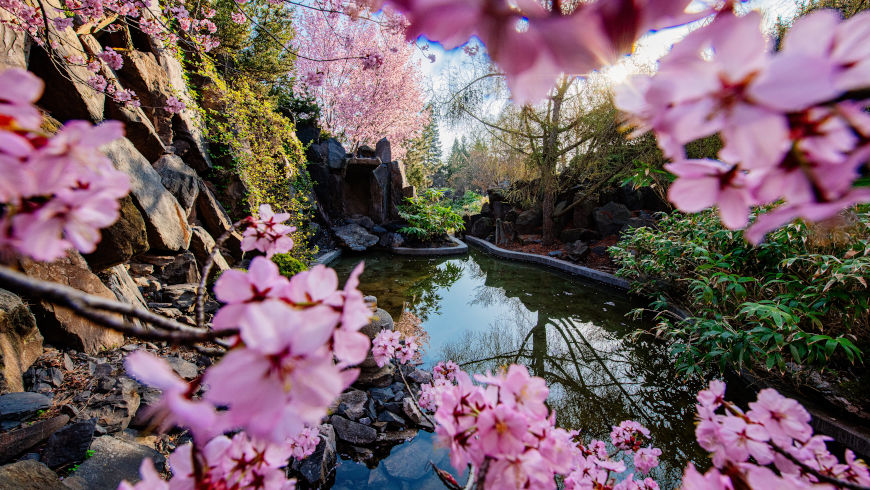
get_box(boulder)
[103,100,166,163]
[0,460,68,490]
[0,290,42,393]
[337,390,368,421]
[0,392,51,427]
[77,376,140,434]
[103,138,191,252]
[371,164,390,223]
[189,226,230,282]
[514,208,543,234]
[160,284,199,311]
[195,181,233,238]
[318,139,347,171]
[0,10,28,70]
[19,253,124,354]
[356,145,376,158]
[470,217,494,239]
[333,224,379,252]
[346,216,375,231]
[153,154,200,217]
[388,161,410,219]
[100,266,148,326]
[41,419,96,469]
[144,252,200,285]
[375,138,391,163]
[379,232,404,248]
[594,201,632,236]
[0,415,69,462]
[559,228,600,243]
[73,435,165,490]
[332,415,377,445]
[84,196,150,272]
[166,356,198,380]
[292,424,336,486]
[115,49,175,145]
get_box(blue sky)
[411,0,803,158]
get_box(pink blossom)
[611,420,650,451]
[288,427,320,460]
[361,51,384,69]
[433,360,459,381]
[747,388,813,445]
[230,10,246,23]
[476,404,529,458]
[51,16,73,30]
[372,329,402,367]
[164,95,185,114]
[491,364,548,418]
[680,463,733,490]
[97,49,124,70]
[88,75,108,92]
[634,447,662,475]
[117,458,168,490]
[665,160,753,229]
[697,379,726,409]
[240,204,296,258]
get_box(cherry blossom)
[97,49,124,70]
[163,96,186,114]
[240,204,296,258]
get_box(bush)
[610,208,870,377]
[398,188,465,242]
[271,253,308,279]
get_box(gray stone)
[565,240,590,262]
[319,138,347,171]
[548,251,564,257]
[0,414,69,461]
[402,398,432,429]
[346,216,375,230]
[369,387,394,402]
[103,138,191,252]
[337,390,368,421]
[100,266,148,327]
[149,252,201,285]
[333,224,379,252]
[73,435,165,490]
[189,226,230,282]
[0,290,42,394]
[292,424,336,486]
[0,10,28,70]
[41,419,96,469]
[407,369,432,385]
[77,378,139,433]
[470,217,494,238]
[375,138,392,163]
[195,181,234,240]
[166,356,198,380]
[514,208,543,234]
[559,228,600,243]
[379,232,404,248]
[18,252,124,354]
[331,415,377,445]
[0,460,67,490]
[160,284,199,311]
[594,201,632,236]
[377,409,406,429]
[0,392,50,423]
[153,154,200,216]
[83,196,150,272]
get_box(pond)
[330,249,708,489]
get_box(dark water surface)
[330,249,707,489]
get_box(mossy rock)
[271,254,307,279]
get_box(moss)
[271,253,307,279]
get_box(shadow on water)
[331,249,708,489]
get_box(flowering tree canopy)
[293,2,428,158]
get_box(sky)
[412,0,804,159]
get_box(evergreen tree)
[404,108,445,190]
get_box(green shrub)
[398,189,465,241]
[610,207,870,376]
[271,253,308,279]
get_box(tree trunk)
[541,83,565,246]
[541,165,556,245]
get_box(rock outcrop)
[0,290,43,394]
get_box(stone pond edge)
[390,236,469,256]
[464,236,629,290]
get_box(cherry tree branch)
[0,265,237,343]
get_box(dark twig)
[397,363,436,426]
[769,444,870,490]
[0,265,237,343]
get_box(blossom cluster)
[122,235,371,485]
[614,9,870,243]
[240,204,297,258]
[372,328,418,366]
[120,431,310,489]
[0,68,130,262]
[683,380,870,489]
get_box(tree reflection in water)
[334,250,708,488]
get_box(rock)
[0,460,68,489]
[383,435,431,480]
[18,252,124,354]
[346,215,375,230]
[371,164,390,223]
[153,154,200,217]
[354,364,394,388]
[480,202,491,215]
[292,424,336,486]
[103,138,191,252]
[591,245,609,256]
[41,419,96,469]
[318,138,348,171]
[337,390,368,421]
[593,201,632,236]
[369,386,394,402]
[514,208,543,234]
[73,435,165,490]
[331,416,377,445]
[402,398,432,429]
[379,232,404,248]
[565,240,590,262]
[0,10,28,71]
[100,266,148,326]
[388,161,410,220]
[147,252,201,285]
[559,228,600,243]
[470,216,494,239]
[0,392,50,425]
[130,387,162,429]
[83,196,150,272]
[333,224,379,252]
[62,354,74,372]
[166,357,198,380]
[356,145,376,158]
[375,138,392,163]
[548,251,564,257]
[407,368,432,385]
[195,182,233,240]
[0,415,69,462]
[189,226,230,282]
[0,290,42,393]
[77,378,140,433]
[377,410,406,429]
[160,284,199,311]
[23,367,63,393]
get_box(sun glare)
[604,63,631,84]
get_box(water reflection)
[332,250,707,489]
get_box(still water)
[331,249,707,489]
